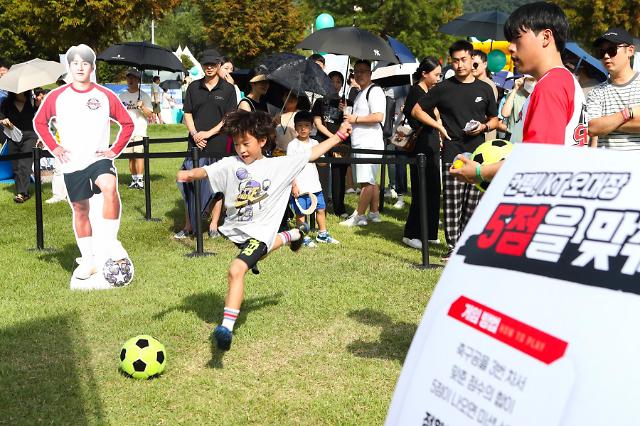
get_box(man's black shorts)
[235,238,268,270]
[64,159,117,202]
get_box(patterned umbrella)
[258,52,336,98]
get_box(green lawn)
[0,124,445,424]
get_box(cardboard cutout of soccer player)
[33,44,135,290]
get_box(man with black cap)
[119,68,152,189]
[587,27,640,150]
[177,49,237,239]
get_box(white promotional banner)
[386,144,640,426]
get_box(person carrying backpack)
[340,59,386,227]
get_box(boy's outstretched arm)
[177,167,208,183]
[309,121,352,161]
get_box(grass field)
[0,124,445,424]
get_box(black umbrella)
[296,27,398,63]
[160,79,182,90]
[439,10,510,41]
[97,41,184,72]
[258,52,336,98]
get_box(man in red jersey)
[34,44,134,285]
[450,2,588,185]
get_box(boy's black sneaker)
[289,222,309,252]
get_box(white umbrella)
[371,62,419,87]
[0,58,66,93]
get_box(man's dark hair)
[328,70,344,84]
[354,59,371,69]
[153,76,160,82]
[294,110,314,126]
[309,53,325,65]
[448,40,474,57]
[222,110,276,152]
[504,2,569,52]
[33,88,47,97]
[0,57,9,69]
[472,50,488,63]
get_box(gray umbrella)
[439,10,510,41]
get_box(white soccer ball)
[103,258,134,287]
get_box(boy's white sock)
[278,229,301,246]
[222,307,240,331]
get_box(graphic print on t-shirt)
[233,167,271,221]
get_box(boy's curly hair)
[222,110,276,153]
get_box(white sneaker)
[389,188,398,199]
[428,239,441,245]
[393,197,405,209]
[402,237,422,249]
[356,187,361,194]
[339,213,368,227]
[73,259,97,280]
[110,241,129,261]
[345,188,356,194]
[45,196,66,204]
[136,179,144,189]
[70,275,113,291]
[367,211,382,223]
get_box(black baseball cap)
[594,27,633,46]
[200,48,222,65]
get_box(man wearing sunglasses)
[586,27,640,150]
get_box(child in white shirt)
[287,111,340,246]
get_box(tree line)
[0,0,637,73]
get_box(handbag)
[391,115,422,152]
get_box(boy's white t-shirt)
[204,153,309,250]
[286,137,322,194]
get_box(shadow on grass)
[346,308,417,363]
[0,312,104,424]
[37,243,79,273]
[154,291,283,369]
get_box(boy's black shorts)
[235,238,268,270]
[64,159,117,203]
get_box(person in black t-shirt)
[401,56,442,250]
[412,40,498,259]
[312,71,352,217]
[178,51,238,239]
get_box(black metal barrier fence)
[1,137,436,268]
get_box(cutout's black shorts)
[63,159,116,202]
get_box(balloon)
[190,66,199,76]
[315,13,335,30]
[487,50,507,73]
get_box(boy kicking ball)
[287,111,340,247]
[177,110,351,351]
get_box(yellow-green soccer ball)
[119,335,167,379]
[471,139,513,192]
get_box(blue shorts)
[290,191,326,215]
